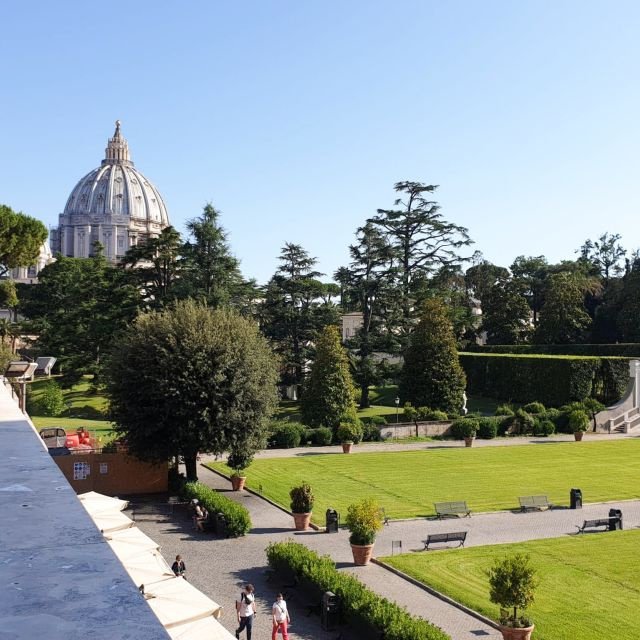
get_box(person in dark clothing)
[171,554,186,578]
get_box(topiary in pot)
[451,417,479,445]
[289,482,315,530]
[488,553,537,640]
[227,449,253,491]
[345,497,384,565]
[336,420,363,453]
[568,409,589,441]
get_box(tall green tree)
[0,204,47,277]
[399,298,466,413]
[121,226,183,309]
[339,223,398,407]
[510,255,549,326]
[301,324,357,428]
[579,232,626,285]
[20,247,140,384]
[180,204,248,308]
[534,272,594,344]
[481,277,532,344]
[106,301,279,481]
[617,259,640,341]
[368,181,472,345]
[260,243,339,390]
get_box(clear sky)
[2,1,639,283]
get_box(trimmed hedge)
[266,541,450,640]
[466,343,640,357]
[459,353,628,406]
[183,482,251,537]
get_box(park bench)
[422,531,467,550]
[434,501,471,519]
[576,518,618,533]
[518,495,553,512]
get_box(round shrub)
[495,404,515,416]
[367,415,388,426]
[310,427,333,446]
[336,420,364,444]
[450,417,479,439]
[268,422,305,448]
[362,423,383,442]
[477,417,498,439]
[416,406,433,420]
[534,419,555,436]
[568,409,590,433]
[421,409,449,421]
[523,401,546,415]
[513,409,535,435]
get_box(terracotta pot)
[350,543,375,566]
[292,512,312,531]
[574,432,584,442]
[498,624,534,640]
[231,475,247,491]
[464,437,474,447]
[342,442,353,454]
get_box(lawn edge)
[372,557,500,631]
[201,463,322,531]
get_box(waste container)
[570,488,582,509]
[325,509,339,533]
[608,508,623,530]
[321,591,340,631]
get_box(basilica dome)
[50,121,170,260]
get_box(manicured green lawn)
[381,530,640,640]
[208,439,640,522]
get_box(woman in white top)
[271,593,290,640]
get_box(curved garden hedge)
[465,343,640,357]
[266,541,450,640]
[183,481,251,537]
[459,353,628,406]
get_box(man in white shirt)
[235,584,256,640]
[271,593,290,640]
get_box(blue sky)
[2,1,639,283]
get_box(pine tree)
[301,325,357,428]
[399,298,466,413]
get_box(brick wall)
[53,452,167,495]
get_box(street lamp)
[394,396,400,424]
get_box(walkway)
[201,431,636,462]
[132,463,640,640]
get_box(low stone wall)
[378,420,453,439]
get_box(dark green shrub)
[523,401,545,414]
[183,482,251,537]
[477,417,499,439]
[366,415,388,426]
[417,407,449,421]
[466,343,640,357]
[568,409,589,433]
[362,423,383,442]
[416,406,432,420]
[496,415,512,436]
[310,427,333,446]
[266,542,450,640]
[495,404,515,416]
[336,420,364,444]
[290,483,314,513]
[450,417,479,439]
[403,402,417,422]
[534,420,555,436]
[513,409,535,435]
[268,422,306,448]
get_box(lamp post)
[395,396,400,423]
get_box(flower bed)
[266,541,450,640]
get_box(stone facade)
[50,121,170,261]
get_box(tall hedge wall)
[459,353,629,406]
[465,343,640,357]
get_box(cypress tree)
[301,325,357,428]
[399,298,466,413]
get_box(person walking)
[271,593,290,640]
[171,555,186,579]
[235,583,256,640]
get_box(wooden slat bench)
[434,501,471,518]
[423,531,467,550]
[576,518,617,533]
[518,495,553,512]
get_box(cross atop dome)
[103,119,133,167]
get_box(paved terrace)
[0,382,169,640]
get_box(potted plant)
[336,420,363,453]
[461,419,479,447]
[289,482,314,530]
[227,449,253,491]
[488,553,537,640]
[568,409,589,441]
[345,497,384,565]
